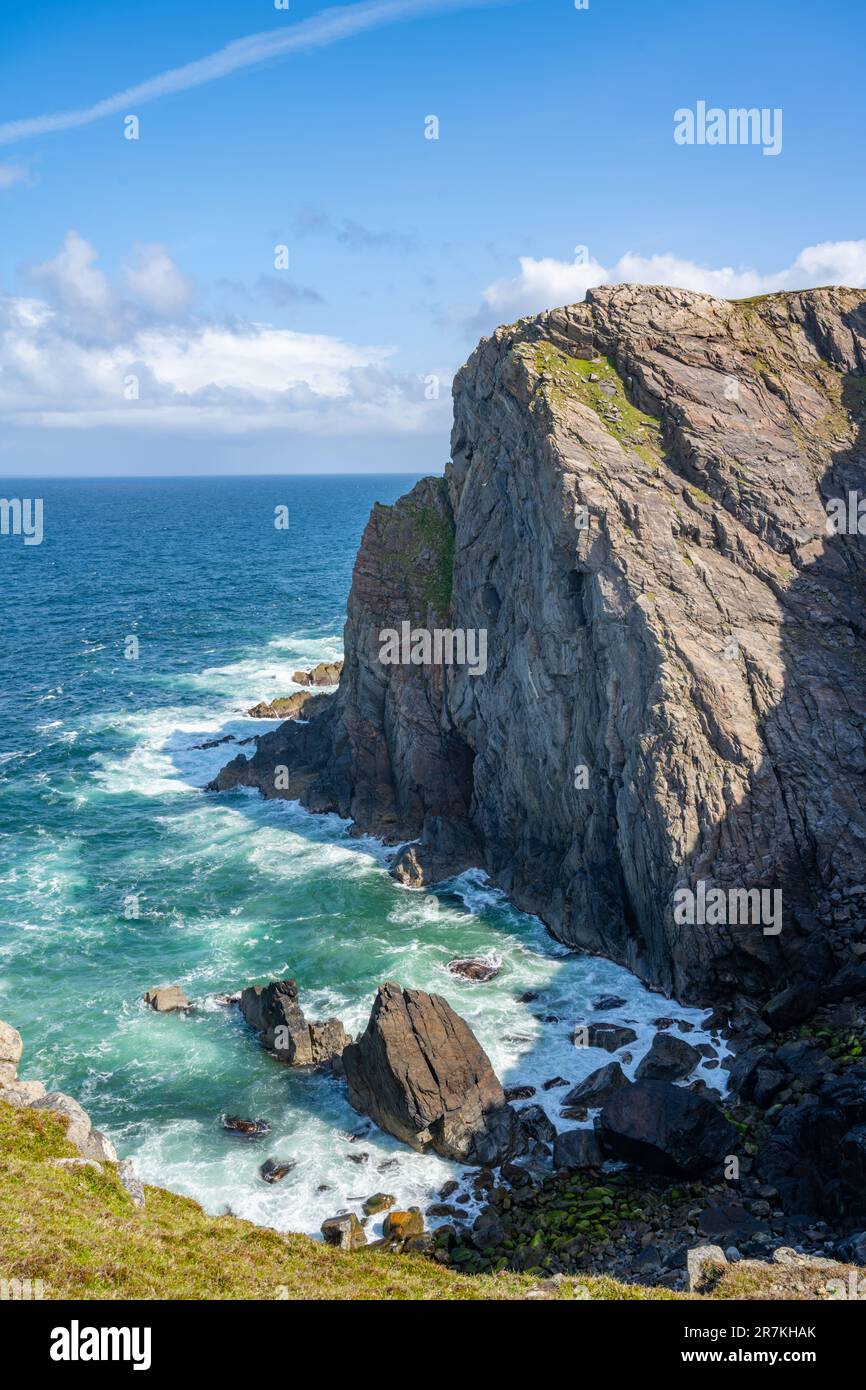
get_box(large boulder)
[239,978,348,1066]
[600,1080,737,1177]
[561,1061,630,1110]
[342,982,528,1164]
[758,1066,866,1218]
[0,1020,23,1086]
[553,1127,605,1170]
[635,1032,701,1082]
[144,985,190,1012]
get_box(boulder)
[592,995,627,1011]
[342,982,529,1164]
[762,981,819,1031]
[562,1061,630,1110]
[518,1103,557,1145]
[600,1080,737,1176]
[259,1158,296,1183]
[222,1115,271,1137]
[758,1067,866,1218]
[293,661,343,687]
[383,1207,425,1240]
[635,1032,701,1082]
[824,963,866,1005]
[0,1079,46,1107]
[144,986,190,1013]
[686,1244,728,1293]
[577,1022,637,1052]
[0,1020,23,1085]
[117,1158,145,1209]
[553,1127,605,1170]
[239,978,348,1066]
[362,1192,395,1215]
[445,956,501,982]
[30,1092,118,1163]
[321,1213,366,1250]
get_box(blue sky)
[1,0,864,476]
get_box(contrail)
[0,0,511,147]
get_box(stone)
[292,661,343,688]
[259,1158,296,1183]
[143,986,190,1013]
[0,1020,23,1086]
[562,1061,630,1109]
[0,1079,46,1107]
[117,1158,145,1208]
[517,1103,557,1145]
[222,1116,271,1137]
[686,1244,728,1293]
[504,1085,536,1101]
[321,1213,366,1250]
[52,1157,104,1174]
[383,1207,425,1240]
[245,691,324,720]
[239,978,348,1066]
[635,1032,701,1083]
[553,1127,604,1170]
[579,1023,638,1052]
[362,1192,395,1215]
[30,1093,118,1163]
[342,982,529,1165]
[445,956,501,982]
[592,995,627,1011]
[762,982,819,1031]
[600,1080,737,1176]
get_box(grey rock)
[562,1061,630,1109]
[117,1158,145,1209]
[553,1127,605,1170]
[636,1032,701,1082]
[320,1213,366,1250]
[0,1020,23,1086]
[239,978,348,1066]
[342,982,528,1165]
[30,1092,118,1163]
[686,1244,728,1293]
[600,1079,737,1176]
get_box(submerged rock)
[222,1115,271,1138]
[445,955,501,982]
[259,1158,296,1183]
[144,985,190,1013]
[342,981,529,1165]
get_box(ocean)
[0,475,723,1236]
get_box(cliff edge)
[211,284,866,1007]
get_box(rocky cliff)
[212,284,866,1007]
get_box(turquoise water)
[0,476,722,1234]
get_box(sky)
[0,0,864,477]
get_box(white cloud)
[476,240,866,324]
[32,231,114,325]
[0,0,506,147]
[123,244,193,315]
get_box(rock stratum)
[211,284,866,1007]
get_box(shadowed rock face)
[342,983,528,1164]
[211,284,866,1006]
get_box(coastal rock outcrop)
[211,284,866,1013]
[31,1092,118,1164]
[293,660,343,687]
[239,978,348,1066]
[0,1020,23,1086]
[342,982,529,1164]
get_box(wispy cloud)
[0,0,508,147]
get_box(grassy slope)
[1,1102,859,1301]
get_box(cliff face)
[213,284,866,1006]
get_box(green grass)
[532,345,663,467]
[3,1101,861,1301]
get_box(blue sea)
[0,476,723,1234]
